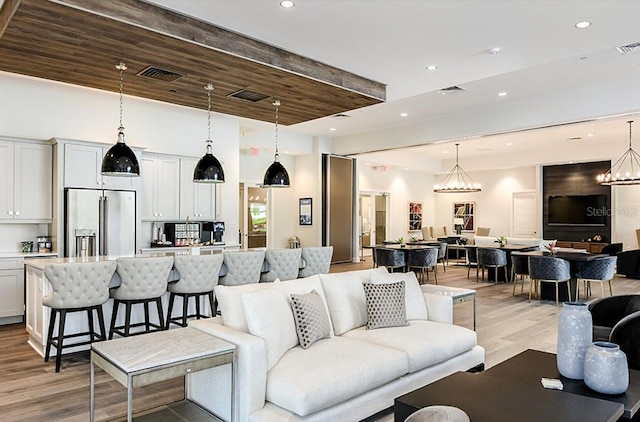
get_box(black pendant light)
[193,83,225,183]
[262,100,290,188]
[101,62,140,177]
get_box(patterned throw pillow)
[290,290,331,349]
[362,280,409,330]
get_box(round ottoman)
[404,405,471,422]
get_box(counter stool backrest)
[171,254,224,294]
[261,248,302,282]
[43,261,117,309]
[219,250,266,286]
[112,256,174,300]
[299,246,333,278]
[528,256,570,281]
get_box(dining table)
[512,250,608,302]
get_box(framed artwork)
[408,201,423,231]
[453,202,475,232]
[299,197,312,225]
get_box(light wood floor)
[1,261,639,421]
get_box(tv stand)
[556,241,608,254]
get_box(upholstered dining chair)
[166,253,224,329]
[466,247,479,279]
[426,242,448,272]
[109,256,174,338]
[477,248,507,283]
[218,250,265,286]
[260,248,303,282]
[511,254,530,296]
[577,256,617,299]
[407,248,438,284]
[43,261,117,372]
[476,227,491,236]
[298,246,333,277]
[375,248,406,273]
[527,255,571,306]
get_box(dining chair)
[527,255,571,306]
[407,248,438,284]
[298,246,333,277]
[375,248,406,273]
[577,256,617,299]
[218,250,265,286]
[477,248,507,283]
[466,247,479,279]
[511,254,529,296]
[427,242,448,272]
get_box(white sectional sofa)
[186,268,484,421]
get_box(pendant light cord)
[116,62,127,132]
[205,83,214,151]
[274,100,281,161]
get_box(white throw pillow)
[215,281,279,332]
[319,269,372,335]
[242,283,299,370]
[369,268,428,320]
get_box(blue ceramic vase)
[557,302,593,380]
[584,342,629,395]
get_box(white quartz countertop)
[0,251,58,259]
[24,255,117,270]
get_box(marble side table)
[90,327,235,422]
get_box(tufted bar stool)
[218,250,265,286]
[166,253,224,329]
[298,246,334,277]
[260,248,303,282]
[43,261,117,372]
[109,256,174,339]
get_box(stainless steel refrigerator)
[64,188,136,257]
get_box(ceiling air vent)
[136,66,184,82]
[437,86,465,95]
[227,89,270,103]
[616,42,640,54]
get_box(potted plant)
[495,236,507,247]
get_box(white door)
[512,192,538,238]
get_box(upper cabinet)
[64,143,139,190]
[140,154,180,221]
[179,157,218,220]
[0,139,52,222]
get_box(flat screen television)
[548,195,607,226]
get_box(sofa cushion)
[215,282,278,332]
[363,281,409,330]
[319,269,373,335]
[266,337,409,416]
[279,274,335,336]
[343,320,477,373]
[369,268,429,320]
[290,290,331,349]
[242,283,299,370]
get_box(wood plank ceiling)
[0,0,386,126]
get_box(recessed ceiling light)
[442,150,449,154]
[400,112,408,117]
[575,21,591,29]
[488,47,501,55]
[280,1,295,8]
[587,133,594,137]
[497,92,508,97]
[506,142,513,146]
[426,65,438,71]
[329,127,336,131]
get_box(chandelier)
[434,143,481,193]
[597,120,640,185]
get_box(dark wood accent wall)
[322,154,355,263]
[542,161,611,242]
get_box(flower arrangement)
[545,240,558,255]
[495,236,507,247]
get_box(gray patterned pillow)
[290,290,331,349]
[363,280,409,330]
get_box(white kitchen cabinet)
[0,139,52,222]
[141,154,180,221]
[63,143,138,189]
[179,157,218,220]
[0,258,24,320]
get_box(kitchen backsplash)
[0,223,50,252]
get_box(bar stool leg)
[182,294,189,327]
[166,293,176,329]
[125,302,133,336]
[143,302,150,332]
[109,300,120,340]
[195,294,202,320]
[45,308,57,363]
[208,292,216,317]
[96,306,107,341]
[87,308,94,340]
[156,298,164,331]
[55,310,67,373]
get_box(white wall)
[612,185,640,250]
[433,167,538,238]
[359,164,435,241]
